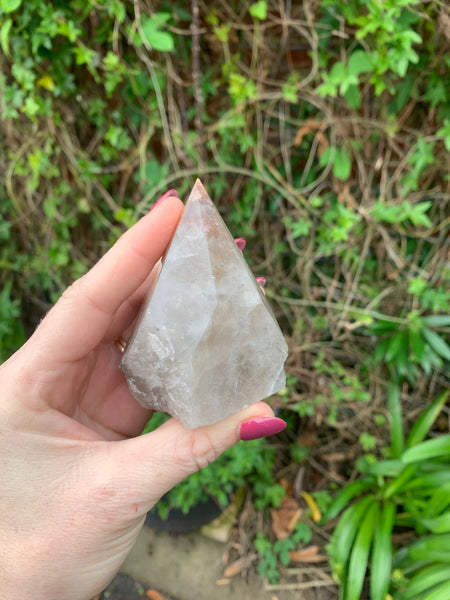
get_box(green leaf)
[0,17,12,57]
[346,500,379,600]
[422,579,450,600]
[357,457,404,477]
[420,512,450,534]
[333,147,352,181]
[406,390,449,447]
[348,50,372,76]
[422,315,450,327]
[424,481,450,519]
[402,564,450,599]
[249,0,267,20]
[140,14,174,51]
[327,494,375,582]
[406,534,450,563]
[321,479,375,522]
[422,328,450,361]
[370,502,395,600]
[388,383,404,458]
[0,0,21,12]
[402,435,450,464]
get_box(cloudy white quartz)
[120,179,288,429]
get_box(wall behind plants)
[1,0,449,594]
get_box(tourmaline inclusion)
[120,179,288,429]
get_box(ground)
[100,523,337,600]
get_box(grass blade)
[346,500,379,600]
[370,501,395,600]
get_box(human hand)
[0,191,285,600]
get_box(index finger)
[32,196,183,363]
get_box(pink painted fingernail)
[256,276,266,288]
[150,189,179,211]
[239,417,286,441]
[235,238,246,251]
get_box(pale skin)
[0,196,275,600]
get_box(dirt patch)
[120,525,337,600]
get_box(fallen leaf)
[290,545,328,563]
[279,477,294,496]
[301,491,321,522]
[223,553,257,578]
[271,497,302,539]
[145,590,166,600]
[216,578,231,585]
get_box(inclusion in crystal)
[120,179,288,429]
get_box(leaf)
[402,564,450,599]
[348,50,372,75]
[327,494,375,581]
[36,75,55,92]
[420,512,450,534]
[223,554,257,578]
[321,479,375,522]
[424,481,450,519]
[422,580,450,600]
[145,590,167,600]
[301,491,321,522]
[402,435,450,463]
[0,17,12,57]
[140,15,174,52]
[421,315,450,327]
[370,502,395,600]
[422,328,450,361]
[406,390,449,447]
[388,382,404,458]
[289,545,328,563]
[271,497,301,540]
[334,146,352,181]
[0,0,22,12]
[249,0,267,20]
[346,500,379,600]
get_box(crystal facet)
[120,179,288,429]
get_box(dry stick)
[191,0,205,166]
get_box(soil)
[110,524,337,600]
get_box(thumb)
[106,402,285,510]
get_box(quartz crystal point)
[120,179,288,429]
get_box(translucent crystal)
[120,179,288,429]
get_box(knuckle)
[182,430,221,473]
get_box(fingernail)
[256,276,266,288]
[235,238,246,251]
[239,417,286,441]
[151,189,179,211]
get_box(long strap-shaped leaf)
[370,501,395,600]
[345,500,379,600]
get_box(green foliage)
[254,522,313,584]
[324,388,450,599]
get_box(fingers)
[33,196,184,363]
[106,402,285,510]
